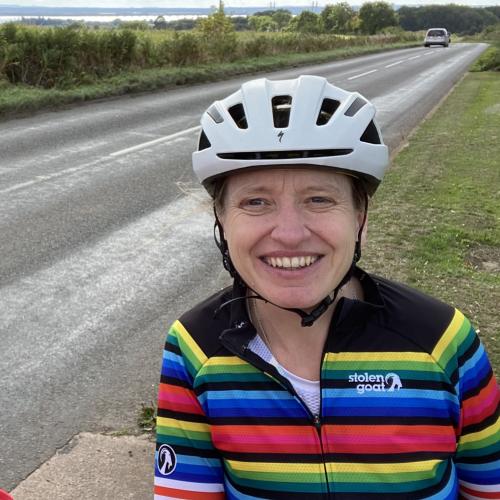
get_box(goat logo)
[385,373,403,392]
[157,444,177,476]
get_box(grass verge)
[363,71,500,373]
[0,41,418,119]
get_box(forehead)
[225,167,353,193]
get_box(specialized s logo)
[277,130,285,143]
[157,444,177,476]
[348,372,403,395]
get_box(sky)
[4,0,500,7]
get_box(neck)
[248,279,360,380]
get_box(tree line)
[152,3,499,36]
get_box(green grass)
[363,71,500,373]
[0,40,419,118]
[138,403,156,433]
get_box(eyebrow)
[231,182,347,199]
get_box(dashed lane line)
[0,125,202,195]
[347,69,378,80]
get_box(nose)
[270,204,311,246]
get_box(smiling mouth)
[262,255,321,269]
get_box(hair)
[212,171,368,216]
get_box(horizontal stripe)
[154,485,224,499]
[460,479,500,493]
[155,476,225,492]
[157,416,211,434]
[460,416,500,446]
[199,390,294,401]
[458,459,500,472]
[463,377,500,419]
[227,460,321,474]
[324,352,435,363]
[460,485,500,499]
[322,389,458,404]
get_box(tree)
[272,9,293,31]
[358,1,398,35]
[321,3,356,34]
[288,11,323,34]
[196,1,237,61]
[249,15,278,32]
[153,15,167,30]
[398,5,498,35]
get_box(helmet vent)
[217,149,352,161]
[207,104,224,124]
[198,130,211,151]
[316,98,340,125]
[228,103,248,129]
[344,97,367,117]
[360,120,381,144]
[272,95,292,128]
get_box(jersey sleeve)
[434,309,500,498]
[154,320,225,500]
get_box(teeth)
[266,255,318,269]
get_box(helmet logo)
[277,130,285,143]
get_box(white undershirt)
[248,334,321,416]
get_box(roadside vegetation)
[469,23,500,72]
[363,70,500,373]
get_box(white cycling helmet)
[193,75,389,196]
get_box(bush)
[470,46,500,71]
[163,31,204,66]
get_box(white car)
[424,28,450,48]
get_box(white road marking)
[110,125,201,157]
[385,60,404,68]
[0,125,201,195]
[407,55,421,61]
[347,69,377,80]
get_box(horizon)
[1,0,499,8]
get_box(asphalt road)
[0,42,487,490]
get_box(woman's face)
[218,168,365,310]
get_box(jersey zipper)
[227,342,333,498]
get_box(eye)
[310,196,330,203]
[304,195,337,211]
[308,196,335,205]
[244,197,266,206]
[239,197,270,211]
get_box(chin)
[261,289,324,311]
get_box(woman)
[154,76,499,499]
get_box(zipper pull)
[313,413,321,428]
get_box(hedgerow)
[0,23,421,89]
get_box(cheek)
[223,215,253,256]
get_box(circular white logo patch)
[157,444,177,476]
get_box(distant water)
[0,14,206,24]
